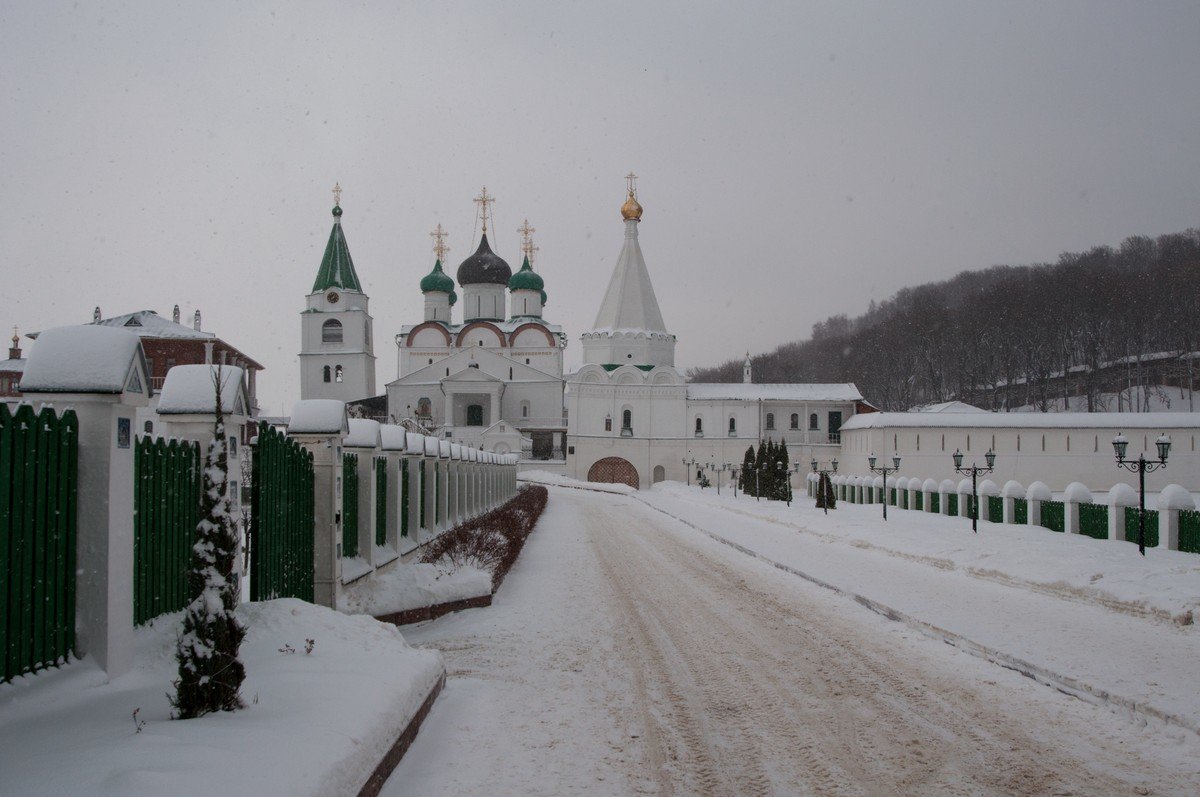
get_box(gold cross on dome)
[625,172,638,197]
[332,181,342,206]
[430,223,450,261]
[474,186,495,234]
[517,218,538,262]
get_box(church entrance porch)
[587,456,640,489]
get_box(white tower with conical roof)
[299,184,376,401]
[580,174,676,368]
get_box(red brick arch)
[587,456,640,490]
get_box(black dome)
[456,233,512,285]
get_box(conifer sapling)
[171,365,246,718]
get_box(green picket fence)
[133,436,201,625]
[889,488,897,505]
[899,490,908,509]
[987,495,1003,523]
[914,491,924,511]
[1013,498,1028,525]
[434,462,441,525]
[1124,508,1158,548]
[400,459,410,538]
[250,423,314,602]
[947,493,958,515]
[419,461,426,529]
[1079,503,1108,540]
[343,454,359,558]
[375,457,387,547]
[1,404,78,682]
[1041,500,1065,532]
[928,492,939,513]
[1179,509,1200,554]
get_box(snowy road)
[386,487,1199,796]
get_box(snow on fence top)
[685,383,863,402]
[1108,483,1138,507]
[840,410,1200,431]
[1026,481,1053,501]
[1063,482,1093,503]
[156,365,245,414]
[438,440,452,458]
[1001,480,1025,499]
[19,325,142,394]
[344,418,381,449]
[423,436,439,456]
[288,399,348,435]
[405,432,424,452]
[379,425,407,452]
[1157,484,1196,511]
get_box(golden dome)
[620,192,643,221]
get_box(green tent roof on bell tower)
[311,203,363,293]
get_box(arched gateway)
[588,456,640,490]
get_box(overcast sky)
[3,1,1198,414]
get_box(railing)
[133,435,201,625]
[512,417,567,430]
[250,422,314,602]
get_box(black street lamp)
[682,456,697,486]
[868,452,902,521]
[729,465,740,498]
[1113,432,1170,556]
[811,457,838,515]
[951,448,995,533]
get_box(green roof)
[420,259,455,294]
[508,255,544,292]
[311,206,362,293]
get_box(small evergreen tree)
[815,471,837,509]
[753,439,767,497]
[172,365,246,718]
[778,440,792,502]
[740,445,755,495]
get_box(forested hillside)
[687,229,1200,411]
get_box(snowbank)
[341,562,493,617]
[646,481,1200,624]
[519,469,636,495]
[0,599,443,797]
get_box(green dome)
[540,289,547,306]
[508,255,544,292]
[448,290,458,306]
[332,205,343,217]
[420,259,455,294]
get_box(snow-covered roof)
[288,399,348,435]
[344,418,381,448]
[910,401,988,414]
[588,218,669,335]
[156,365,246,415]
[0,358,25,373]
[840,411,1200,432]
[93,310,215,340]
[19,325,143,394]
[685,383,863,402]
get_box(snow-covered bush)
[420,485,549,587]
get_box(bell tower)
[299,183,376,401]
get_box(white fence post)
[1156,484,1193,551]
[1001,480,1025,525]
[1063,482,1092,535]
[1108,483,1137,541]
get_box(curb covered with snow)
[0,599,445,796]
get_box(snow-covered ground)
[386,484,1200,795]
[519,468,635,494]
[0,599,443,796]
[341,561,493,617]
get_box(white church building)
[565,181,867,490]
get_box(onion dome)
[620,192,643,221]
[540,289,547,306]
[419,259,455,294]
[449,290,458,306]
[508,255,544,292]
[456,233,511,285]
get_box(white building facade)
[566,184,864,489]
